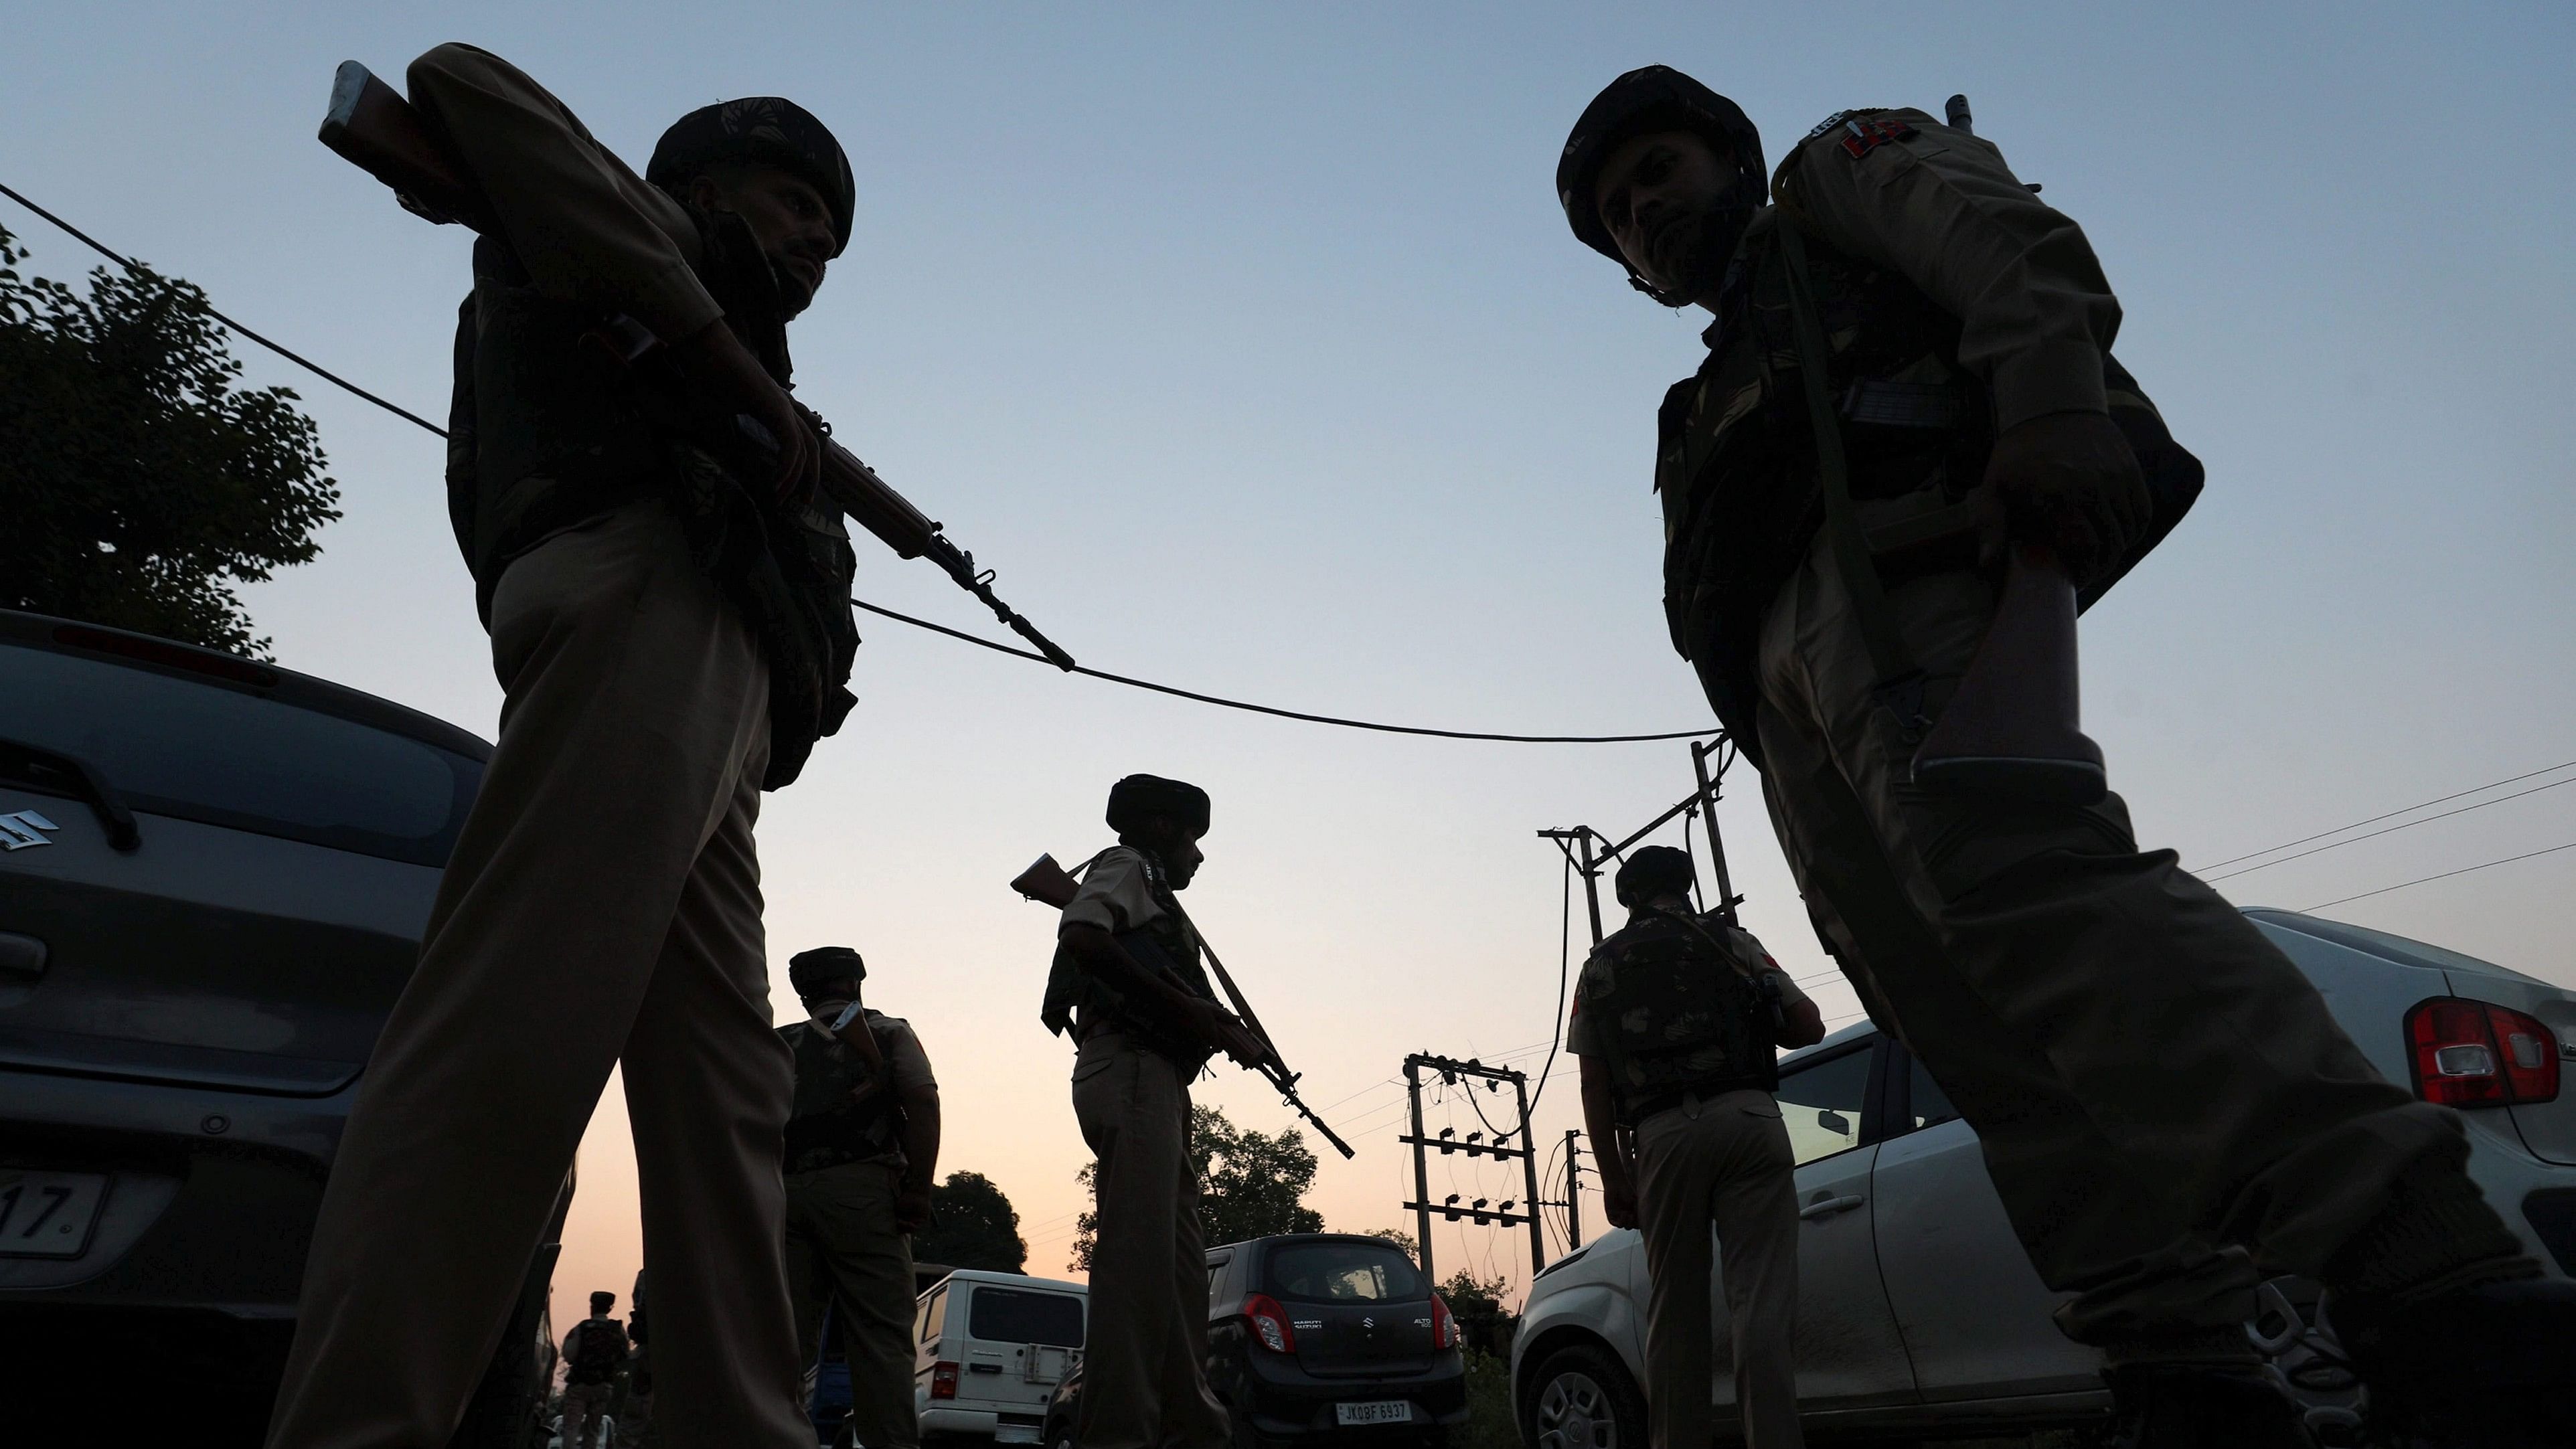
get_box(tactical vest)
[779,1015,902,1175]
[445,205,860,789]
[565,1316,628,1385]
[1582,908,1779,1126]
[1658,124,2200,748]
[1038,845,1219,1072]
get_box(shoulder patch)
[1832,114,1917,161]
[1804,108,1863,141]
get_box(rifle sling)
[1774,222,1930,735]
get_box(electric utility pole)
[1399,1053,1546,1280]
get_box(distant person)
[779,946,942,1449]
[560,1291,631,1449]
[616,1270,653,1446]
[1044,776,1266,1449]
[1554,65,2571,1445]
[1571,847,1823,1449]
[265,43,858,1449]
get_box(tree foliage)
[0,225,338,658]
[1070,1105,1324,1272]
[914,1170,1028,1274]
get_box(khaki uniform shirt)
[1774,108,2121,431]
[1058,847,1201,958]
[406,44,723,344]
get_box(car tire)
[1522,1343,1645,1449]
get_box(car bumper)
[0,1063,352,1315]
[920,1404,1050,1442]
[1214,1351,1468,1438]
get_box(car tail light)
[1242,1293,1296,1353]
[930,1361,960,1399]
[2407,998,2562,1108]
[1430,1292,1461,1350]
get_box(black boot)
[2327,1276,2576,1448]
[2103,1360,2316,1448]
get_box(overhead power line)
[2301,839,2576,913]
[2206,774,2576,883]
[2197,758,2576,875]
[2,180,1718,749]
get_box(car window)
[1905,1055,1961,1132]
[1262,1241,1427,1303]
[0,643,479,866]
[967,1286,1084,1348]
[917,1286,946,1345]
[1774,1043,1873,1165]
[1207,1256,1229,1306]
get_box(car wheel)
[1524,1345,1643,1449]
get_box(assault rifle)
[317,61,1074,670]
[1010,853,1356,1159]
[1904,92,2103,804]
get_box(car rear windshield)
[966,1287,1084,1348]
[0,643,479,867]
[1262,1242,1427,1303]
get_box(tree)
[1361,1227,1419,1258]
[914,1171,1027,1274]
[0,225,338,658]
[1437,1268,1516,1356]
[1070,1105,1324,1272]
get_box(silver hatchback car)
[0,610,563,1447]
[1512,908,2576,1444]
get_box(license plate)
[0,1169,108,1258]
[993,1428,1040,1445]
[1335,1401,1412,1426]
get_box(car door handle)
[1799,1194,1864,1221]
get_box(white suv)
[1510,908,2576,1444]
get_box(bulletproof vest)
[445,205,859,790]
[1659,128,2200,747]
[1038,846,1218,1073]
[1655,203,1992,740]
[779,1015,904,1175]
[566,1316,627,1383]
[1583,908,1779,1125]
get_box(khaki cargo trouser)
[1069,1032,1229,1449]
[1699,524,2479,1341]
[1634,1090,1804,1449]
[784,1160,919,1449]
[268,499,811,1448]
[560,1381,614,1449]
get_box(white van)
[915,1269,1088,1444]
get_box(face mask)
[808,999,853,1030]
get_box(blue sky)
[7,2,2571,1300]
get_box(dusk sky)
[7,2,2571,1310]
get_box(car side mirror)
[1817,1108,1852,1136]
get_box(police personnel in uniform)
[1572,847,1824,1449]
[1044,776,1264,1449]
[1555,66,2573,1445]
[779,946,941,1449]
[560,1291,632,1449]
[268,44,859,1448]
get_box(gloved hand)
[1980,409,2150,586]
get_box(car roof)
[1208,1231,1413,1256]
[2244,908,2549,989]
[1,608,491,762]
[925,1268,1087,1295]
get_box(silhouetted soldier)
[268,44,858,1448]
[1043,776,1263,1449]
[1573,847,1825,1449]
[1556,66,2572,1446]
[560,1290,630,1449]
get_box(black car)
[0,610,565,1447]
[1041,1234,1468,1448]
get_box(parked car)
[0,610,566,1448]
[916,1268,1089,1443]
[1512,907,2576,1445]
[1208,1232,1468,1445]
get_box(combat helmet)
[1557,66,1767,299]
[648,96,858,257]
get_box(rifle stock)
[319,59,1073,671]
[1009,853,1355,1159]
